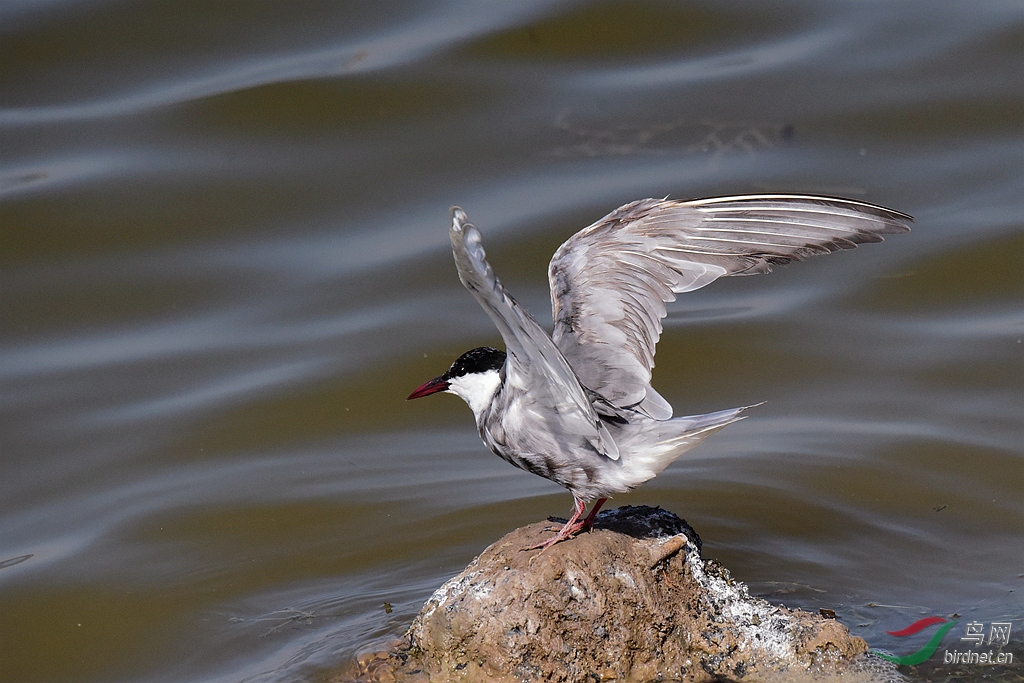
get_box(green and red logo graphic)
[873,616,958,665]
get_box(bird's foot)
[527,518,592,551]
[527,497,607,552]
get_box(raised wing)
[548,194,912,418]
[449,208,619,460]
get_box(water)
[1,2,1021,681]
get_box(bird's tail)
[615,404,759,489]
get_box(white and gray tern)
[409,194,911,550]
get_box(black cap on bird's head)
[407,347,506,400]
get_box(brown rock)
[339,506,897,683]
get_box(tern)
[408,195,910,549]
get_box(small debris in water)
[0,554,33,570]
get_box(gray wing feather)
[449,208,620,460]
[548,194,912,417]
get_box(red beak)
[407,376,449,400]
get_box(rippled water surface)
[2,2,1022,681]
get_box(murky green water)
[1,2,1021,681]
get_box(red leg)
[581,497,607,529]
[529,496,605,551]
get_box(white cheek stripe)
[446,370,502,418]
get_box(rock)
[339,506,897,683]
